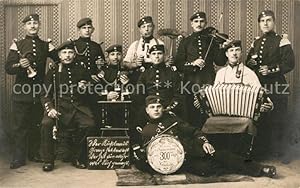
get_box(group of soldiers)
[5,9,294,178]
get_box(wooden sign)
[87,136,130,170]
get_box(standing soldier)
[73,17,105,82]
[123,16,164,84]
[246,10,295,160]
[174,11,228,127]
[40,41,95,171]
[5,13,57,169]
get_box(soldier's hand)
[91,75,101,83]
[260,97,274,112]
[135,56,144,67]
[221,39,232,48]
[48,109,61,119]
[78,80,87,90]
[192,58,205,69]
[107,91,119,101]
[203,143,215,156]
[95,57,105,66]
[166,56,174,66]
[120,74,129,85]
[259,65,269,76]
[247,59,257,66]
[97,70,105,79]
[19,58,30,68]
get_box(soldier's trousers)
[186,149,263,177]
[41,111,95,163]
[184,94,208,128]
[11,101,43,162]
[254,96,288,159]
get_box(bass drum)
[146,134,185,174]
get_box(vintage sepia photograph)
[0,0,300,187]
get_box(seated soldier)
[40,41,95,171]
[96,44,129,101]
[194,40,273,157]
[132,95,276,177]
[96,44,130,128]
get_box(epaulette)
[9,38,18,51]
[47,38,55,52]
[279,34,291,47]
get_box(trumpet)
[14,51,37,78]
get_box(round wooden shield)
[146,134,185,174]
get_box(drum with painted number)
[146,134,185,174]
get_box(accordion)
[197,84,266,121]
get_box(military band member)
[206,40,273,156]
[97,44,130,128]
[132,95,277,178]
[97,44,129,101]
[5,13,57,169]
[246,10,295,159]
[131,44,182,143]
[123,16,164,84]
[73,17,105,81]
[174,11,228,128]
[137,44,182,112]
[40,41,95,171]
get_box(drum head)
[146,134,185,174]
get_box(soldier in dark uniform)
[97,44,130,127]
[132,95,277,178]
[246,10,295,160]
[73,17,105,82]
[174,11,228,128]
[5,13,58,169]
[40,41,95,171]
[134,44,182,133]
[73,17,105,126]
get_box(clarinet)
[52,63,62,140]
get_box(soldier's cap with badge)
[190,11,206,21]
[106,44,122,53]
[22,13,39,23]
[57,40,75,52]
[149,44,165,54]
[137,16,153,27]
[223,40,242,51]
[258,10,275,22]
[145,95,163,107]
[77,17,93,28]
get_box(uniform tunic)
[73,37,105,76]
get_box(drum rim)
[146,134,185,174]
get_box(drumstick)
[143,122,178,147]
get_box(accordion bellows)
[198,84,266,121]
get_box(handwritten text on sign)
[87,137,130,169]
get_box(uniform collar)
[79,37,91,42]
[25,35,39,40]
[142,35,154,43]
[151,62,165,69]
[263,30,276,37]
[148,113,165,124]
